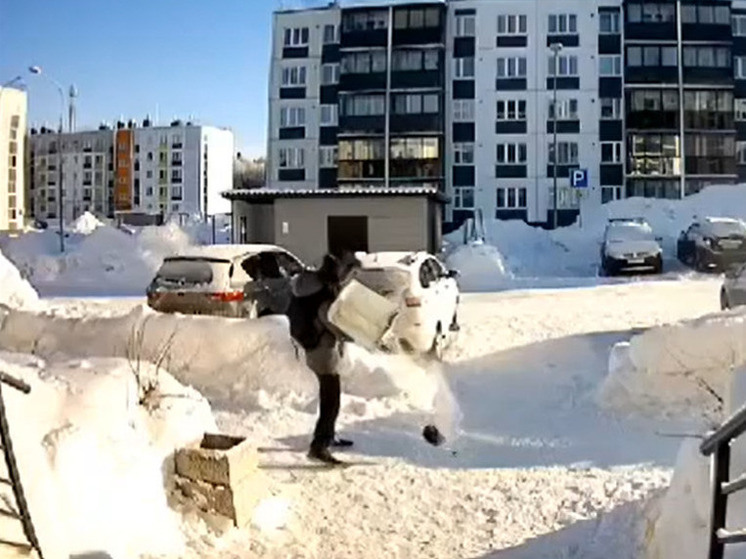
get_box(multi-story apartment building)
[0,87,27,231]
[269,0,746,229]
[28,120,233,224]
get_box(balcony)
[171,159,182,167]
[172,142,183,149]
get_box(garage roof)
[222,187,449,203]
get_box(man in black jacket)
[287,253,358,464]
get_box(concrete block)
[175,472,267,528]
[174,433,257,487]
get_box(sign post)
[571,169,589,228]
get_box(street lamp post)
[549,42,563,230]
[29,66,66,252]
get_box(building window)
[455,14,476,37]
[454,57,475,78]
[343,10,388,32]
[626,45,678,67]
[281,65,307,86]
[283,27,309,47]
[548,14,577,34]
[689,5,731,25]
[496,143,527,164]
[497,14,527,35]
[548,54,578,77]
[497,57,527,78]
[599,55,622,76]
[599,11,621,33]
[280,106,306,128]
[453,99,475,121]
[549,98,578,120]
[321,63,340,85]
[734,15,746,36]
[393,50,439,72]
[549,142,579,164]
[323,24,339,44]
[394,7,440,29]
[341,51,387,74]
[735,99,746,121]
[392,92,439,114]
[319,146,338,168]
[626,3,675,23]
[171,169,183,183]
[601,142,623,163]
[737,57,746,79]
[320,104,338,125]
[339,139,385,161]
[738,141,746,164]
[496,99,526,121]
[686,46,730,68]
[278,147,305,169]
[171,186,183,200]
[146,187,154,197]
[600,98,622,119]
[453,143,475,164]
[340,94,386,116]
[496,187,527,209]
[454,187,475,209]
[390,137,439,159]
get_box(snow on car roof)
[167,244,284,261]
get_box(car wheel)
[721,289,731,311]
[653,255,663,275]
[694,250,707,273]
[429,324,445,362]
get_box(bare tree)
[233,153,265,189]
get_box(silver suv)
[600,218,663,276]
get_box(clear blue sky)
[0,0,273,157]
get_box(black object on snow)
[422,424,445,446]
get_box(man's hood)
[291,271,324,297]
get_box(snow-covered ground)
[0,277,718,559]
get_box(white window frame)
[319,146,338,168]
[601,141,623,163]
[453,99,475,121]
[734,15,746,36]
[496,142,527,165]
[599,11,620,34]
[454,14,476,37]
[496,186,528,209]
[548,54,578,77]
[496,99,527,121]
[320,104,338,126]
[284,27,309,47]
[453,143,475,165]
[280,106,306,128]
[549,142,579,165]
[323,24,339,44]
[737,57,746,79]
[599,55,622,76]
[497,57,527,78]
[453,186,475,209]
[600,98,622,120]
[735,99,746,121]
[278,147,305,169]
[454,57,475,78]
[281,65,307,87]
[548,14,577,34]
[497,14,527,35]
[549,98,578,120]
[738,141,746,164]
[321,63,340,85]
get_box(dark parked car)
[600,218,663,276]
[720,262,746,310]
[677,217,746,273]
[146,244,305,318]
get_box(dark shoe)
[308,446,343,465]
[332,437,353,448]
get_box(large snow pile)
[445,241,513,292]
[0,247,39,309]
[446,184,746,284]
[0,221,193,296]
[597,307,746,422]
[0,351,216,558]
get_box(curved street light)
[28,65,66,252]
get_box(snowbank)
[0,220,194,296]
[0,351,215,559]
[0,248,39,309]
[597,307,746,422]
[445,241,513,292]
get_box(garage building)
[222,188,447,267]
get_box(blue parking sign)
[571,169,588,188]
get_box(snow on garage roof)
[167,244,284,261]
[222,187,448,202]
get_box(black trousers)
[311,374,341,450]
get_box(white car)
[349,251,460,359]
[600,218,663,276]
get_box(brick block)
[175,472,267,528]
[174,433,258,486]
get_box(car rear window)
[351,268,410,299]
[607,224,654,242]
[708,221,746,238]
[154,258,218,286]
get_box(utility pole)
[549,43,563,230]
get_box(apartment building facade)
[269,0,746,228]
[28,120,233,224]
[0,87,27,231]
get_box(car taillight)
[405,296,421,307]
[210,291,244,302]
